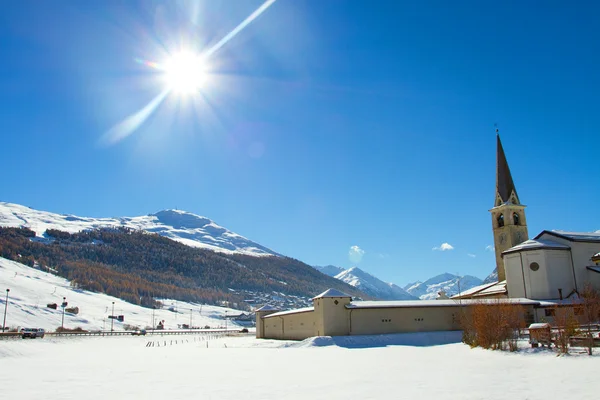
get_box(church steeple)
[495,134,520,206]
[489,131,529,283]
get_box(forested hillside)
[0,227,366,309]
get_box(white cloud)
[467,253,476,258]
[377,253,389,259]
[432,242,454,251]
[348,245,365,264]
[485,245,494,252]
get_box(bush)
[460,300,526,351]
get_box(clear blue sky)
[1,0,600,286]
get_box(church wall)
[262,311,316,340]
[567,242,600,291]
[349,306,462,335]
[505,253,527,298]
[544,251,576,299]
[320,297,351,336]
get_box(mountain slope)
[334,267,417,300]
[482,268,499,284]
[0,256,243,332]
[404,273,483,300]
[0,202,276,256]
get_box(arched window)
[513,212,520,225]
[497,214,504,228]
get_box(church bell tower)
[489,133,528,282]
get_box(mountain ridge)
[0,202,276,256]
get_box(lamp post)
[225,310,228,333]
[61,297,67,330]
[152,306,156,330]
[2,289,9,332]
[190,308,193,330]
[111,301,115,332]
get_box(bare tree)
[553,306,579,355]
[579,284,600,355]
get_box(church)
[455,134,600,301]
[255,134,600,340]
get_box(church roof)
[312,288,352,300]
[536,230,600,243]
[255,305,280,312]
[496,134,519,204]
[262,307,314,319]
[502,239,570,255]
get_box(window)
[497,214,504,228]
[529,262,540,272]
[513,212,520,225]
[334,300,339,305]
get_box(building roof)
[254,305,280,312]
[346,298,539,309]
[586,266,600,274]
[472,281,507,297]
[529,323,550,329]
[496,134,519,204]
[535,230,600,243]
[451,281,498,299]
[502,239,570,255]
[262,307,314,319]
[311,288,352,300]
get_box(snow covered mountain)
[331,267,416,300]
[0,202,277,256]
[482,268,499,284]
[404,273,483,300]
[313,265,346,277]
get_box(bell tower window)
[497,214,504,228]
[513,212,520,225]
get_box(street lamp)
[152,305,156,330]
[225,310,228,332]
[2,289,9,333]
[111,301,115,332]
[61,297,67,330]
[190,308,193,330]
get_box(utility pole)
[152,306,156,330]
[225,310,228,332]
[61,297,67,330]
[2,289,9,332]
[190,308,193,329]
[111,301,115,332]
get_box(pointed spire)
[496,133,518,204]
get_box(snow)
[347,298,540,309]
[0,332,598,399]
[312,288,352,299]
[0,202,277,256]
[503,239,570,254]
[0,257,244,332]
[263,307,314,319]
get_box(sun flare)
[163,51,208,95]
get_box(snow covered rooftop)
[528,323,550,329]
[255,305,280,312]
[536,230,600,243]
[312,288,352,300]
[451,282,498,299]
[346,298,539,309]
[262,307,314,319]
[472,281,507,297]
[502,239,570,255]
[586,266,600,274]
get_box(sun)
[163,51,208,95]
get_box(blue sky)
[1,0,600,286]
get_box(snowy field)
[1,332,598,400]
[0,257,244,332]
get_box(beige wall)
[263,311,315,340]
[349,306,462,335]
[490,204,529,282]
[320,297,351,336]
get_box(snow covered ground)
[0,257,244,332]
[0,333,598,399]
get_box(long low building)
[256,289,543,340]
